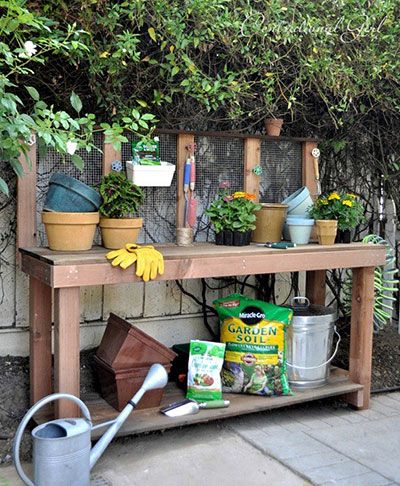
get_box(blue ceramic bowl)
[44,173,101,212]
[282,187,313,216]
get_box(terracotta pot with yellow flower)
[308,191,365,245]
[205,183,261,246]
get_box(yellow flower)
[328,192,340,201]
[320,198,328,205]
[233,191,246,199]
[100,51,110,58]
[342,199,353,207]
[347,193,357,199]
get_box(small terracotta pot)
[100,217,143,249]
[265,118,284,137]
[42,211,99,251]
[315,220,338,245]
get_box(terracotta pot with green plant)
[205,182,261,246]
[308,191,365,245]
[98,172,145,249]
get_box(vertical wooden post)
[176,133,195,229]
[345,266,375,410]
[102,142,121,175]
[29,276,52,405]
[54,287,81,417]
[302,141,319,200]
[17,136,37,261]
[305,270,326,305]
[244,138,261,201]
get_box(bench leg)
[344,266,375,410]
[305,270,326,305]
[30,277,52,405]
[54,287,80,417]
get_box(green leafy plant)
[343,235,399,330]
[0,1,157,196]
[308,192,365,230]
[98,172,144,218]
[205,184,261,233]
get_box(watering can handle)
[13,393,92,486]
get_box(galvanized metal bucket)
[286,297,340,389]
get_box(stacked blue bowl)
[282,187,315,244]
[44,173,101,212]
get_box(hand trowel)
[160,399,230,417]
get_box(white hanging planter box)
[126,160,176,187]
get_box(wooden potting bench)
[16,129,386,433]
[20,242,386,434]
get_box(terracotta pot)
[265,118,284,137]
[315,220,338,245]
[94,313,177,411]
[252,203,288,243]
[42,211,99,251]
[94,357,171,411]
[100,217,143,249]
[96,313,177,370]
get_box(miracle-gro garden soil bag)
[214,294,293,396]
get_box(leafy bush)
[0,1,156,195]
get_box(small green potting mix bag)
[186,340,226,401]
[132,137,160,166]
[214,293,292,396]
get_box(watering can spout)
[89,364,168,469]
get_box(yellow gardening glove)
[106,244,164,281]
[127,245,164,282]
[106,247,137,269]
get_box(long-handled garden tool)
[184,143,198,228]
[311,147,321,195]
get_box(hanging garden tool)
[187,143,198,228]
[311,147,321,195]
[183,150,191,227]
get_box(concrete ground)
[2,392,400,486]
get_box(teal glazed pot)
[44,173,101,212]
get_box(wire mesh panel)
[193,136,244,241]
[259,140,302,203]
[121,133,177,243]
[36,132,104,246]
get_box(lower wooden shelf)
[35,368,362,439]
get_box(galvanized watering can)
[13,363,168,486]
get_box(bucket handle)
[13,393,92,486]
[291,296,310,309]
[286,326,341,370]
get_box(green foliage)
[98,172,144,218]
[343,235,399,330]
[33,0,400,127]
[308,191,365,230]
[0,0,156,195]
[205,186,261,233]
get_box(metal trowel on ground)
[160,399,230,417]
